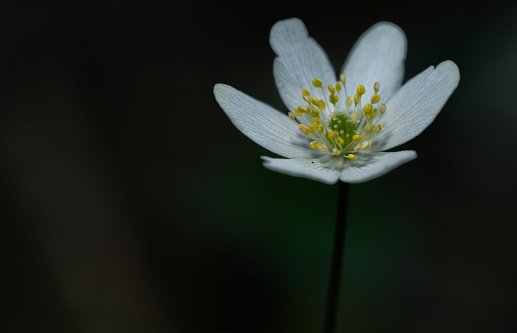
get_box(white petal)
[341,22,407,104]
[270,18,336,112]
[261,155,341,184]
[339,151,417,183]
[373,60,460,151]
[214,84,319,159]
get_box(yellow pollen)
[354,144,361,151]
[361,141,371,150]
[311,97,320,105]
[335,82,341,91]
[319,100,326,110]
[340,74,346,84]
[371,94,380,104]
[317,124,324,133]
[294,108,302,116]
[332,148,340,156]
[312,78,322,88]
[347,154,357,160]
[337,137,344,145]
[297,105,307,113]
[303,95,311,103]
[380,104,386,114]
[319,144,329,153]
[329,93,338,104]
[302,88,310,96]
[374,82,380,93]
[328,84,335,94]
[307,124,315,134]
[288,112,296,121]
[352,134,363,141]
[314,109,320,117]
[299,125,309,135]
[356,85,365,95]
[310,141,319,150]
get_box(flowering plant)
[215,18,459,184]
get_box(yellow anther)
[306,105,314,114]
[328,84,335,94]
[310,141,319,150]
[371,108,378,119]
[288,112,296,121]
[294,108,302,116]
[352,112,358,120]
[297,105,307,113]
[312,78,322,88]
[319,144,329,153]
[319,101,326,110]
[347,154,357,160]
[347,97,353,107]
[363,104,372,115]
[371,125,382,134]
[311,97,320,105]
[332,114,337,118]
[307,124,315,134]
[299,125,309,135]
[380,104,386,114]
[302,88,311,96]
[354,94,359,105]
[317,124,324,133]
[361,141,371,150]
[335,82,341,91]
[314,109,320,117]
[364,123,373,134]
[374,82,380,93]
[340,74,346,84]
[352,134,363,141]
[371,94,380,104]
[332,148,340,156]
[303,95,311,103]
[356,85,365,95]
[327,131,339,139]
[337,137,345,145]
[329,93,338,104]
[379,124,385,132]
[354,144,362,151]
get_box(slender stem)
[324,181,349,333]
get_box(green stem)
[324,181,349,333]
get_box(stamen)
[296,75,387,160]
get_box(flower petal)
[261,155,341,184]
[214,83,319,159]
[373,60,460,151]
[270,18,336,112]
[339,151,417,183]
[341,22,407,104]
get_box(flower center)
[289,74,386,160]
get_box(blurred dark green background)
[1,0,516,332]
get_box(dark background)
[1,1,516,332]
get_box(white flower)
[214,18,460,184]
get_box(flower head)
[214,18,460,184]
